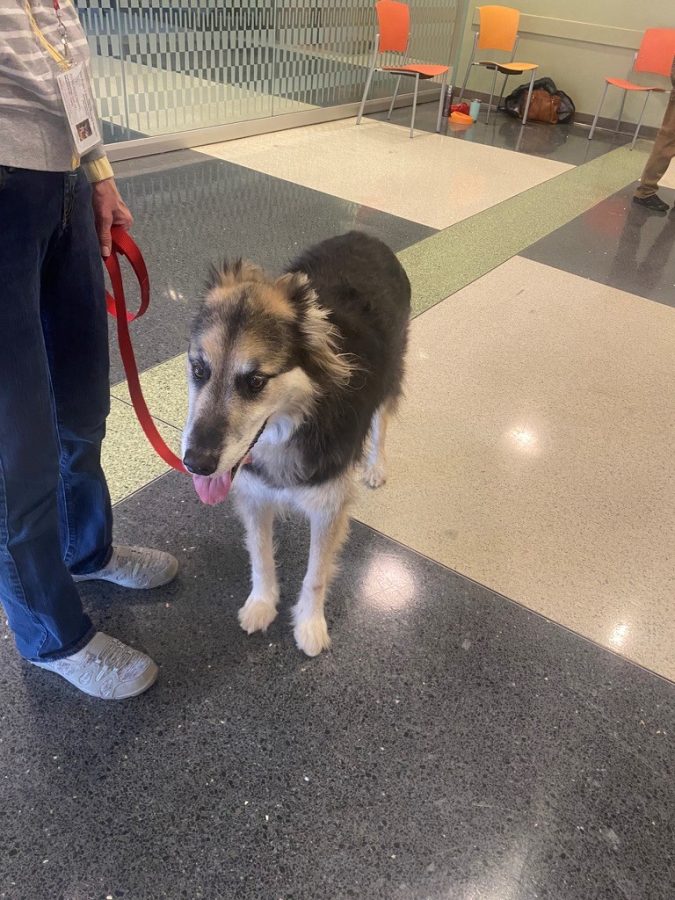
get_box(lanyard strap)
[105,227,187,474]
[25,0,69,69]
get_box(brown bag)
[520,88,561,124]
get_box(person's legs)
[40,170,113,576]
[41,170,178,594]
[634,93,675,204]
[0,166,94,661]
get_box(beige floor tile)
[353,257,675,679]
[111,355,188,429]
[103,398,181,505]
[196,118,572,229]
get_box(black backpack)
[504,76,575,124]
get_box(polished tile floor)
[2,105,674,899]
[523,184,675,308]
[377,100,631,166]
[197,118,573,229]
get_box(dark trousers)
[635,91,675,198]
[0,166,111,661]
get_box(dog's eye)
[191,362,208,382]
[246,373,268,394]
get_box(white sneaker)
[32,632,158,699]
[72,545,178,590]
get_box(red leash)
[105,226,187,474]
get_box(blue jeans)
[0,166,112,661]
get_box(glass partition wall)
[78,0,467,159]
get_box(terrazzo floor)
[2,106,674,899]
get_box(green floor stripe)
[401,142,649,317]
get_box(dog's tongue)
[192,471,232,506]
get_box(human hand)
[91,178,133,258]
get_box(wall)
[455,1,674,129]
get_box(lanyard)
[51,0,70,61]
[25,0,70,69]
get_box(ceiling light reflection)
[609,623,629,647]
[360,553,416,610]
[506,424,539,454]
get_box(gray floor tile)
[1,472,673,899]
[521,184,675,308]
[109,157,435,383]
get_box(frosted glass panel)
[77,0,462,145]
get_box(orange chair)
[356,0,449,138]
[458,5,538,125]
[588,28,675,149]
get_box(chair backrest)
[375,0,410,54]
[634,28,675,77]
[477,5,520,52]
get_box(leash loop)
[105,226,187,474]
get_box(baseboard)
[105,88,439,162]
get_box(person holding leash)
[0,1,177,699]
[633,57,675,212]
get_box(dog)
[182,231,410,656]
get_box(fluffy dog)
[182,232,410,656]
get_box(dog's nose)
[183,449,219,477]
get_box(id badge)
[56,62,102,155]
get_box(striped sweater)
[0,0,111,179]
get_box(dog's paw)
[238,597,278,635]
[294,615,331,657]
[361,461,387,489]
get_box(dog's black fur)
[278,230,410,485]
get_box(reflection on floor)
[2,105,674,899]
[522,184,675,308]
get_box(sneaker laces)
[106,547,166,587]
[86,638,144,682]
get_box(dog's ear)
[275,271,314,305]
[206,259,266,292]
[276,272,354,386]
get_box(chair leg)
[515,124,525,153]
[410,73,420,138]
[436,71,448,133]
[521,69,536,126]
[458,45,475,101]
[485,67,498,124]
[497,73,510,111]
[615,89,627,133]
[588,82,609,140]
[388,76,402,120]
[631,93,651,150]
[357,60,377,125]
